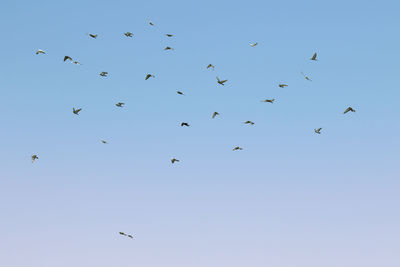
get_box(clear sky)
[0,0,399,266]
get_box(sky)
[0,0,399,266]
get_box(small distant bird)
[166,34,173,37]
[250,42,258,47]
[244,121,255,125]
[344,107,356,114]
[145,74,155,80]
[233,146,243,151]
[73,61,81,65]
[279,84,288,88]
[216,77,227,85]
[119,232,127,236]
[63,56,73,62]
[301,72,312,81]
[207,64,215,70]
[36,49,46,55]
[314,128,322,134]
[124,32,133,37]
[116,102,125,107]
[73,108,82,115]
[31,154,38,163]
[310,53,317,61]
[100,72,108,77]
[127,235,133,239]
[101,140,107,144]
[88,33,98,39]
[177,91,184,95]
[164,46,174,51]
[181,122,190,127]
[212,112,219,119]
[171,158,180,164]
[148,20,155,26]
[261,98,275,103]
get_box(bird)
[310,53,317,61]
[31,154,38,163]
[101,140,107,144]
[124,32,133,37]
[88,33,98,39]
[119,232,127,236]
[166,34,173,37]
[73,108,82,115]
[233,146,243,151]
[63,56,73,62]
[244,121,255,125]
[127,234,133,239]
[344,107,356,114]
[100,72,108,77]
[171,158,180,164]
[148,20,155,26]
[177,91,184,95]
[145,74,155,80]
[72,61,81,65]
[207,64,215,70]
[301,72,312,81]
[314,128,322,134]
[115,102,125,107]
[250,42,258,47]
[212,112,219,119]
[181,122,190,127]
[279,84,288,88]
[164,46,174,51]
[261,99,275,103]
[216,77,227,85]
[36,49,46,55]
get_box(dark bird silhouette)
[279,84,288,88]
[164,46,174,51]
[171,158,180,164]
[119,232,127,236]
[73,108,82,115]
[301,72,312,81]
[314,128,322,134]
[181,122,190,127]
[233,146,243,151]
[145,74,155,80]
[310,53,317,61]
[148,20,155,26]
[100,72,108,77]
[36,49,45,55]
[101,140,107,144]
[216,77,227,85]
[250,42,258,47]
[207,64,215,70]
[166,34,173,37]
[73,61,81,65]
[127,235,133,239]
[261,99,275,103]
[64,56,72,62]
[344,107,355,114]
[212,112,219,119]
[31,154,38,163]
[177,91,184,95]
[88,33,98,39]
[124,32,133,37]
[116,102,125,107]
[244,121,255,125]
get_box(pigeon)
[100,72,108,77]
[145,74,155,80]
[124,32,133,37]
[177,91,184,95]
[166,34,173,37]
[279,84,288,88]
[212,112,219,119]
[64,56,73,62]
[314,128,322,134]
[36,49,46,55]
[250,42,258,47]
[216,77,227,85]
[73,108,82,115]
[101,140,107,144]
[344,107,356,114]
[181,122,190,127]
[171,158,180,164]
[116,102,125,107]
[233,146,243,151]
[244,121,255,125]
[261,99,275,103]
[88,33,98,39]
[164,46,174,51]
[301,72,312,81]
[31,154,38,163]
[207,64,215,70]
[310,53,317,61]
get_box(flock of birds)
[30,21,357,239]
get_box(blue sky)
[0,0,399,266]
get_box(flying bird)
[73,108,82,115]
[301,72,312,81]
[166,34,173,37]
[127,235,133,239]
[314,128,322,134]
[147,20,155,26]
[119,232,127,236]
[261,98,275,103]
[207,64,215,70]
[181,122,190,127]
[244,121,255,125]
[171,158,180,164]
[177,91,184,95]
[310,53,317,61]
[212,112,219,119]
[31,154,38,163]
[344,107,356,114]
[100,72,108,77]
[124,32,133,37]
[116,102,125,107]
[73,61,81,65]
[36,49,46,55]
[101,140,107,144]
[216,77,227,85]
[279,84,288,88]
[63,56,73,62]
[88,33,98,39]
[250,42,258,47]
[233,146,243,151]
[164,46,174,51]
[145,74,155,80]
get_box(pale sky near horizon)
[0,0,399,266]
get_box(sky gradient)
[0,0,399,266]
